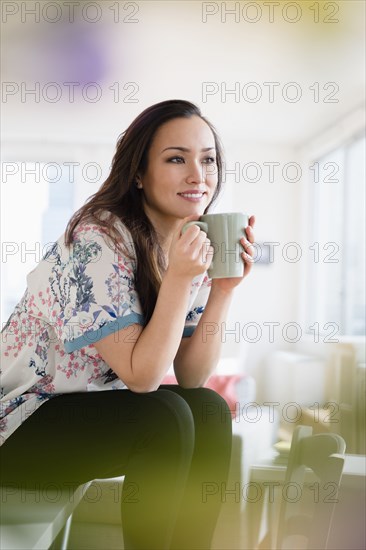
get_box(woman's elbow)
[126,381,160,393]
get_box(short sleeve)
[57,223,144,352]
[183,274,212,338]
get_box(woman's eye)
[168,156,184,163]
[167,156,216,164]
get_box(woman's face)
[138,115,218,227]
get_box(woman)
[0,99,255,549]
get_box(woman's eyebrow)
[161,146,216,153]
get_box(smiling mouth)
[178,192,206,199]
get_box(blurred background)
[1,1,365,548]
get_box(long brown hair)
[64,99,224,323]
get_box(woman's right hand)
[166,216,213,280]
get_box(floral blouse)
[0,215,212,446]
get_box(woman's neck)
[143,207,181,259]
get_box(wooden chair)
[276,425,346,550]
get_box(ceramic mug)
[182,212,249,278]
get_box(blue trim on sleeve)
[183,326,196,338]
[64,312,145,353]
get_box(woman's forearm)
[130,271,193,391]
[173,283,234,387]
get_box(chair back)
[276,425,346,549]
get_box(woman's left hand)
[211,215,256,294]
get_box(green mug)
[182,212,249,278]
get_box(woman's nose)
[186,161,205,184]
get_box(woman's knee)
[125,390,196,465]
[133,389,196,438]
[196,387,232,424]
[167,386,232,425]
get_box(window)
[307,131,365,336]
[1,143,112,327]
[1,162,74,324]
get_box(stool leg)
[60,514,73,550]
[49,513,73,550]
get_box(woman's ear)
[136,175,143,189]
